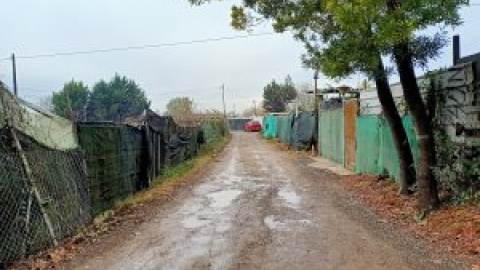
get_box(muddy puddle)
[207,189,243,209]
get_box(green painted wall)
[277,114,294,145]
[319,109,345,165]
[355,115,420,180]
[262,115,278,139]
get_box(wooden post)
[21,189,33,258]
[11,54,18,96]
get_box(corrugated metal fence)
[355,116,420,179]
[277,114,294,145]
[319,107,345,165]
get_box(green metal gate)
[319,108,344,165]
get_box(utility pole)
[221,84,226,118]
[295,96,299,116]
[253,100,257,116]
[221,84,229,129]
[313,70,320,155]
[12,53,18,96]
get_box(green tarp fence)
[355,115,420,180]
[0,88,228,269]
[319,108,345,165]
[262,114,278,139]
[277,114,294,145]
[145,110,169,182]
[78,117,226,216]
[77,123,147,215]
[292,112,315,150]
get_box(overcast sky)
[0,1,479,113]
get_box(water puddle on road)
[278,187,301,206]
[207,189,243,209]
[264,215,286,230]
[181,215,211,229]
[264,215,313,231]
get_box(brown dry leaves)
[341,175,480,266]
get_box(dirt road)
[68,132,463,270]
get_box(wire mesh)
[0,85,228,268]
[0,129,92,268]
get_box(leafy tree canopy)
[87,74,150,121]
[263,75,297,112]
[166,97,194,116]
[52,80,89,120]
[189,0,467,79]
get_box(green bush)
[201,119,229,145]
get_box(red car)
[244,120,262,132]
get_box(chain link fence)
[0,85,229,268]
[0,86,92,268]
[0,129,91,268]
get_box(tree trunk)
[373,55,416,194]
[392,42,439,211]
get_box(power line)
[0,32,275,62]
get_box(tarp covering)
[262,114,278,139]
[292,112,315,150]
[355,115,419,180]
[319,108,344,165]
[0,87,90,268]
[77,123,147,215]
[277,114,294,145]
[0,132,91,268]
[0,85,230,268]
[144,112,172,179]
[166,128,199,166]
[0,88,78,150]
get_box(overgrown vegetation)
[201,119,229,145]
[434,132,480,204]
[432,77,480,204]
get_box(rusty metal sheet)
[344,99,358,171]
